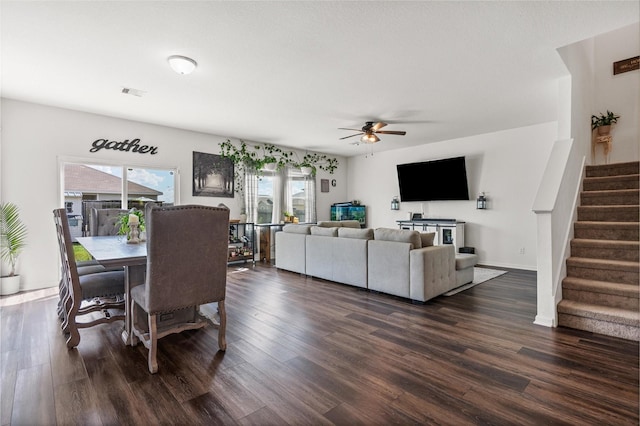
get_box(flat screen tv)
[397,156,469,201]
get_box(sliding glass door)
[61,161,178,238]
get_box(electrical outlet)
[519,247,525,255]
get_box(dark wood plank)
[0,264,637,425]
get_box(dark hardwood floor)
[1,264,638,425]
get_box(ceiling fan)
[339,121,407,144]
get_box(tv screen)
[397,156,469,201]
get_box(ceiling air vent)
[121,87,145,97]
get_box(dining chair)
[89,208,128,236]
[130,204,229,373]
[53,208,126,348]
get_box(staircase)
[557,161,640,341]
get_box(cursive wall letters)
[89,138,158,155]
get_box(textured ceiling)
[1,1,638,156]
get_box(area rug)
[443,267,508,296]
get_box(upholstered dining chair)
[53,209,126,348]
[130,204,229,373]
[89,208,128,236]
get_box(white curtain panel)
[244,167,259,223]
[304,174,316,223]
[271,169,284,224]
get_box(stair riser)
[583,177,639,191]
[586,162,640,178]
[577,207,639,222]
[562,288,639,310]
[558,314,639,341]
[573,226,639,241]
[570,246,640,262]
[580,192,639,206]
[567,265,639,285]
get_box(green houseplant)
[591,110,620,135]
[0,202,28,295]
[118,209,145,237]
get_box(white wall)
[593,22,639,164]
[346,122,557,270]
[0,99,348,290]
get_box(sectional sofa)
[275,221,477,303]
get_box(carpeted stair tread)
[583,174,640,191]
[571,238,639,249]
[580,189,639,206]
[570,238,640,261]
[566,256,640,272]
[557,300,639,327]
[577,205,640,222]
[573,221,639,241]
[562,276,639,297]
[585,161,639,178]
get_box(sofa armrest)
[368,240,412,297]
[409,244,456,302]
[275,231,307,274]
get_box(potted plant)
[0,202,28,295]
[118,209,145,238]
[591,110,620,136]
[293,153,339,176]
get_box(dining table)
[75,235,147,346]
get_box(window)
[257,173,275,224]
[61,161,178,237]
[287,173,308,222]
[245,167,316,224]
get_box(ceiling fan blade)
[376,130,407,135]
[372,122,387,131]
[338,128,363,132]
[339,133,364,140]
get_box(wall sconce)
[391,196,400,210]
[476,192,487,210]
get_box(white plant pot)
[263,162,277,171]
[300,166,313,175]
[0,275,20,296]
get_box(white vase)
[0,275,20,295]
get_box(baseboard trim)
[534,315,557,327]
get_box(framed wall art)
[192,151,234,197]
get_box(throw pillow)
[373,228,422,249]
[283,224,312,234]
[316,221,341,228]
[310,226,339,237]
[338,227,374,240]
[420,232,436,247]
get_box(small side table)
[593,135,612,164]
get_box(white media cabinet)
[396,219,465,252]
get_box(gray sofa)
[275,223,477,302]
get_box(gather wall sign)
[89,138,159,155]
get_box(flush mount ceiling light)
[167,55,197,75]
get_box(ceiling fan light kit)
[339,121,406,144]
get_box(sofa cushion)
[374,228,422,249]
[283,224,312,234]
[420,232,436,247]
[311,226,339,237]
[455,253,478,270]
[338,227,374,240]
